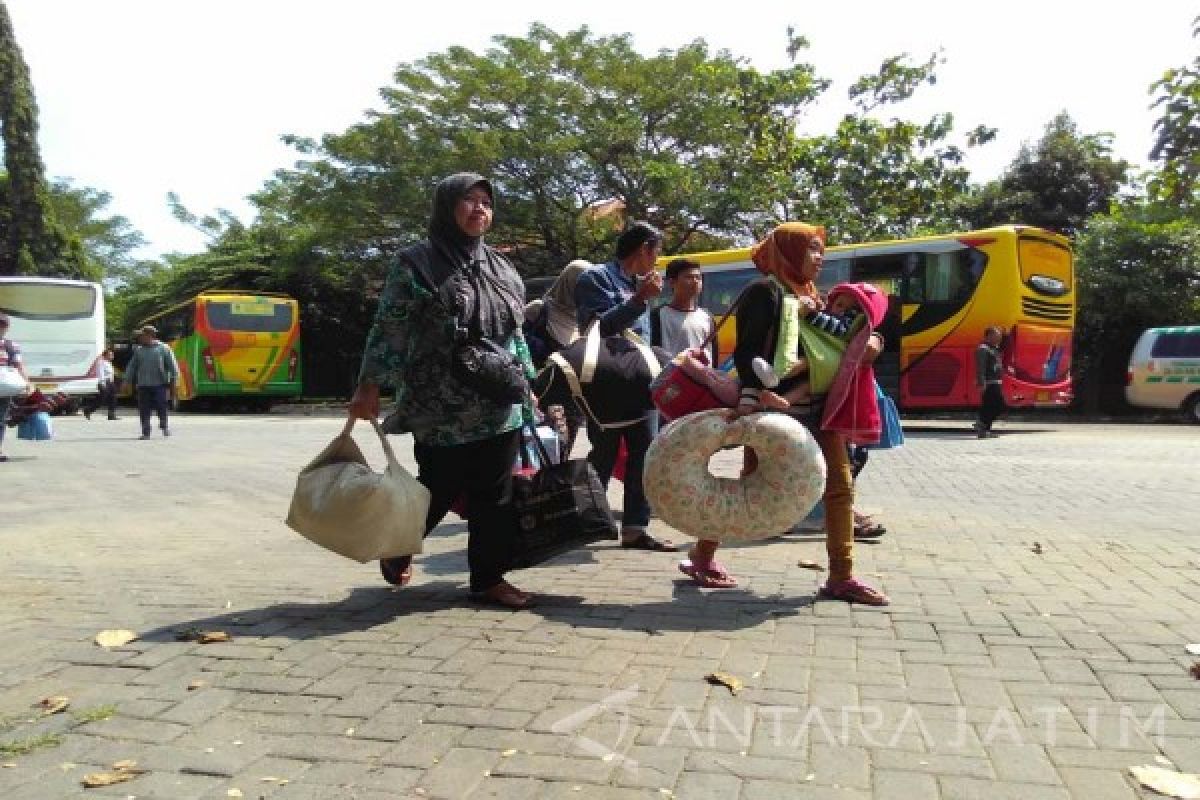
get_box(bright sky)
[6,0,1197,258]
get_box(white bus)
[0,277,106,398]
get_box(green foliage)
[1073,203,1200,411]
[1147,16,1200,213]
[47,178,148,285]
[957,112,1130,237]
[0,1,88,279]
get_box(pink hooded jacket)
[821,282,889,444]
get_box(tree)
[46,178,149,285]
[798,51,996,242]
[957,112,1129,236]
[0,1,88,278]
[1073,204,1200,412]
[256,25,986,272]
[1147,16,1200,214]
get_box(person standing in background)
[0,312,30,462]
[122,325,179,439]
[650,258,717,362]
[974,326,1006,438]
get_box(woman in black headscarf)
[349,173,536,609]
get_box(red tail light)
[1126,367,1133,386]
[287,349,298,381]
[202,348,217,381]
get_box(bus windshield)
[204,300,294,333]
[1019,237,1072,294]
[0,282,97,321]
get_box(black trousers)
[978,383,1006,431]
[136,385,170,434]
[84,381,117,418]
[415,429,520,593]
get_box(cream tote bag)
[286,418,430,562]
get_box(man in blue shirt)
[573,222,677,552]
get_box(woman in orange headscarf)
[677,223,889,605]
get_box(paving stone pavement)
[1,413,1198,799]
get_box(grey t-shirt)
[653,305,715,358]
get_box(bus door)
[894,248,985,409]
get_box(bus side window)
[818,258,853,294]
[900,254,925,303]
[921,250,985,304]
[701,267,756,316]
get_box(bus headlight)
[1029,275,1066,295]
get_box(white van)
[1125,326,1200,422]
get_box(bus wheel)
[1184,393,1200,425]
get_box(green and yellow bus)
[138,292,302,409]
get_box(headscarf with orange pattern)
[750,222,826,305]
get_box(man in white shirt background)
[650,258,717,363]
[83,347,119,421]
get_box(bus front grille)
[1021,297,1072,322]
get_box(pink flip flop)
[678,559,738,589]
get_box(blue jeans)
[586,413,658,530]
[136,385,170,435]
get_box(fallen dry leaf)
[94,630,138,648]
[187,681,208,691]
[1190,662,1200,680]
[1031,542,1044,555]
[111,760,138,772]
[227,789,244,798]
[81,771,138,788]
[1186,643,1200,656]
[705,672,744,695]
[3,763,17,768]
[1129,765,1200,800]
[38,695,70,715]
[501,749,517,757]
[796,559,825,571]
[174,629,231,644]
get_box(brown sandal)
[470,582,534,610]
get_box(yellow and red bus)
[662,225,1074,410]
[137,292,302,409]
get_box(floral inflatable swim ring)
[644,409,826,542]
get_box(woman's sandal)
[379,555,414,587]
[853,513,887,539]
[470,582,534,610]
[678,559,738,589]
[819,577,890,606]
[621,531,679,552]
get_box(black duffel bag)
[509,425,617,569]
[531,323,669,431]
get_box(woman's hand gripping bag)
[286,419,430,562]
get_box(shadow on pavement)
[133,571,814,641]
